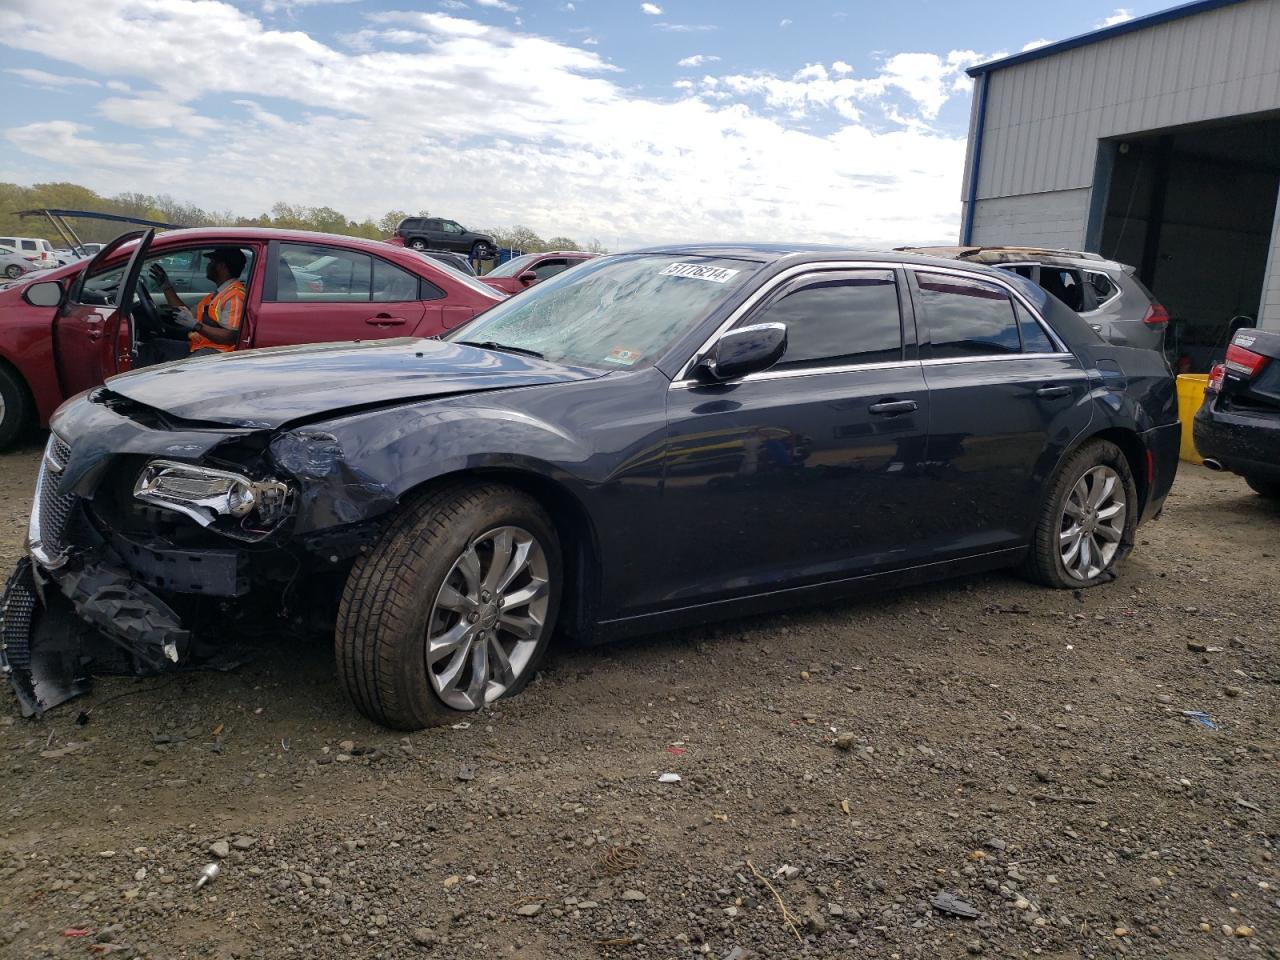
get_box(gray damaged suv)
[900,247,1169,353]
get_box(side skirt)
[590,546,1027,644]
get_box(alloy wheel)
[425,525,550,710]
[1058,465,1126,581]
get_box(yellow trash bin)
[1176,373,1210,464]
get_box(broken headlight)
[134,460,291,531]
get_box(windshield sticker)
[659,262,741,283]
[604,347,642,366]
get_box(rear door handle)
[1036,385,1072,398]
[868,399,918,416]
[365,314,407,326]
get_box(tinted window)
[1087,271,1118,304]
[1015,301,1055,353]
[753,270,901,370]
[1039,266,1084,312]
[20,240,36,251]
[274,243,371,302]
[531,258,571,281]
[372,257,421,302]
[917,273,1021,358]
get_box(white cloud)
[0,0,986,248]
[779,18,792,27]
[6,66,100,88]
[677,53,718,67]
[7,120,153,172]
[640,2,662,14]
[582,36,599,45]
[654,21,715,32]
[475,0,518,11]
[1097,8,1133,28]
[261,0,362,13]
[1021,38,1052,52]
[831,60,852,75]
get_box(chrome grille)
[28,433,78,567]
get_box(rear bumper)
[1139,421,1181,523]
[1194,403,1280,481]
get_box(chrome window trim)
[671,358,919,389]
[920,352,1076,367]
[673,260,906,383]
[673,260,1072,386]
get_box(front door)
[658,267,931,610]
[52,229,153,398]
[255,241,427,347]
[909,269,1093,555]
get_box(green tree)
[379,209,410,234]
[545,236,580,251]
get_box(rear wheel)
[4,265,22,280]
[409,238,428,251]
[1022,440,1137,589]
[335,482,561,730]
[471,241,495,262]
[0,365,32,451]
[1245,476,1280,500]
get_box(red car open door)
[52,229,153,398]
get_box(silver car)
[0,246,32,281]
[899,246,1169,352]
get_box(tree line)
[0,181,606,254]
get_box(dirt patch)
[0,439,1275,958]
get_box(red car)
[0,227,505,448]
[478,251,598,295]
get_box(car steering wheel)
[131,289,162,338]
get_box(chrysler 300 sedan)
[1,245,1180,729]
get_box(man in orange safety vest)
[148,247,247,355]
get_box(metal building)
[960,0,1280,362]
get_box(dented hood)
[103,338,602,428]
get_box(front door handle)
[1036,385,1072,398]
[365,314,407,326]
[868,399,918,416]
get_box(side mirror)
[24,280,64,308]
[517,271,538,285]
[697,322,787,381]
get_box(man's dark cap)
[204,247,246,276]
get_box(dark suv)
[394,218,496,261]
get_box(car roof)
[898,244,1131,272]
[149,227,413,252]
[627,241,1060,277]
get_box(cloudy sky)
[1,1,1169,249]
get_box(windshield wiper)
[457,340,546,360]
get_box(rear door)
[255,240,429,347]
[910,268,1092,555]
[53,229,153,397]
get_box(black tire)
[409,238,428,251]
[1245,476,1280,500]
[4,265,22,280]
[0,365,33,451]
[335,481,562,730]
[471,242,494,262]
[1021,439,1138,589]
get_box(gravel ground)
[0,435,1276,959]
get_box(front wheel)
[1022,440,1138,589]
[1245,476,1280,500]
[0,365,32,451]
[471,242,495,262]
[335,482,561,729]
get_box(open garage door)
[1096,113,1280,372]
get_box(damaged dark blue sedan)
[1,245,1181,729]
